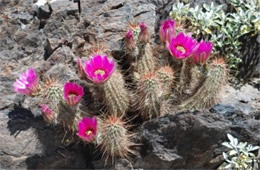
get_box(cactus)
[134,43,155,78]
[12,19,231,165]
[155,66,175,98]
[125,22,141,59]
[98,115,135,163]
[58,101,81,132]
[136,72,163,119]
[42,78,63,117]
[103,71,130,117]
[180,58,227,109]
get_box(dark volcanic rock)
[134,111,260,169]
[0,107,90,169]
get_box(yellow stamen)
[68,93,77,98]
[94,69,106,76]
[85,130,93,135]
[176,46,186,53]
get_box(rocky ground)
[0,0,259,169]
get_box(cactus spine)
[103,71,130,117]
[180,58,227,109]
[137,72,163,119]
[155,66,175,98]
[41,78,63,123]
[134,43,155,78]
[98,115,135,163]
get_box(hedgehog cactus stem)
[137,73,163,119]
[180,58,227,109]
[98,115,135,164]
[103,71,130,117]
[179,59,191,93]
[58,101,80,132]
[135,43,155,78]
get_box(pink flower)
[13,68,39,95]
[192,40,213,64]
[84,55,115,84]
[139,22,149,43]
[64,82,84,106]
[77,117,97,142]
[125,30,136,50]
[40,104,55,123]
[159,19,176,44]
[166,32,197,59]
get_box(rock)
[134,111,260,169]
[47,45,75,63]
[43,63,79,82]
[44,38,66,60]
[9,11,33,25]
[0,107,89,169]
[93,158,133,170]
[218,84,260,115]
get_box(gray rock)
[134,111,260,169]
[218,84,260,115]
[47,45,75,64]
[43,63,79,82]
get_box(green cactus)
[155,66,175,98]
[134,43,155,78]
[180,58,227,109]
[41,78,63,123]
[103,71,130,117]
[98,115,135,163]
[136,72,164,119]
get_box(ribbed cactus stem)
[103,71,130,117]
[155,66,175,98]
[180,58,227,109]
[135,43,155,77]
[178,59,191,93]
[42,80,63,122]
[98,115,135,163]
[58,101,80,132]
[137,73,163,119]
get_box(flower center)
[176,46,186,54]
[85,129,93,136]
[94,69,106,76]
[68,92,78,98]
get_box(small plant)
[219,134,260,169]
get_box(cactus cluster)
[13,18,228,164]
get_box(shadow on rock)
[5,105,93,169]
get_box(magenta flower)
[13,68,39,96]
[139,22,149,43]
[40,104,55,123]
[64,82,84,106]
[125,30,136,50]
[192,40,213,64]
[166,32,197,59]
[159,19,176,44]
[84,55,115,84]
[77,117,97,142]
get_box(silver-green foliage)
[170,1,260,69]
[219,134,260,169]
